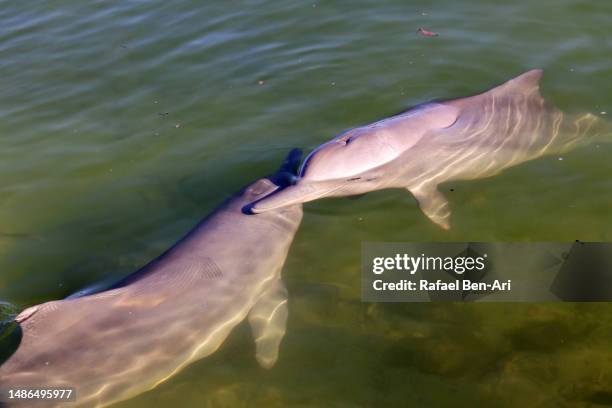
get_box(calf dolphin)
[0,150,303,407]
[248,70,606,229]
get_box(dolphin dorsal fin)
[490,69,544,100]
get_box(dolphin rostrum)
[248,70,606,229]
[0,150,303,407]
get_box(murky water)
[1,0,611,406]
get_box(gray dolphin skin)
[248,70,606,229]
[0,150,303,407]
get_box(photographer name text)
[372,279,512,292]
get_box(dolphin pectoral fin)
[408,186,451,230]
[248,279,288,369]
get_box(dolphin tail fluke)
[268,148,303,188]
[248,279,288,369]
[587,113,612,145]
[552,112,611,154]
[277,148,303,176]
[408,185,451,230]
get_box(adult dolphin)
[248,70,606,229]
[0,150,303,407]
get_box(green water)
[1,0,612,406]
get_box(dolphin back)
[0,150,305,408]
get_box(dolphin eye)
[347,177,361,181]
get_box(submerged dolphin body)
[249,70,606,229]
[0,150,303,407]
